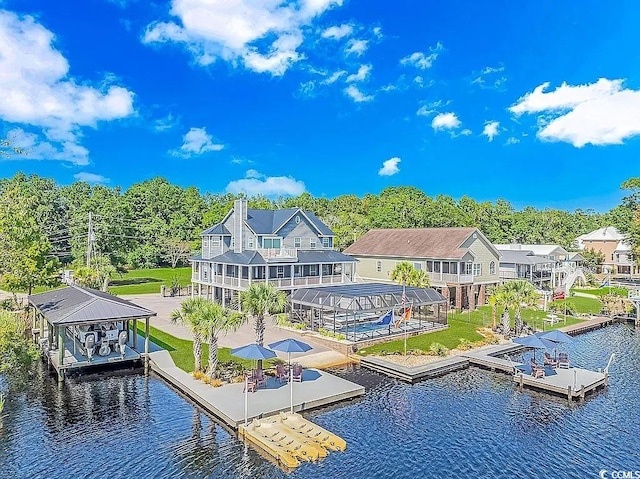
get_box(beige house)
[578,226,637,276]
[343,227,500,310]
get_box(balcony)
[191,274,349,290]
[427,272,474,284]
[257,248,298,262]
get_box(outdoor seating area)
[244,363,304,392]
[543,314,567,326]
[290,283,447,342]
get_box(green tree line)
[0,173,635,271]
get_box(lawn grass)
[358,305,585,356]
[572,287,628,297]
[110,267,191,295]
[138,323,274,373]
[552,296,603,315]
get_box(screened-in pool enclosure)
[290,283,448,342]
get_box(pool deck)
[148,350,365,429]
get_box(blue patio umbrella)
[513,334,548,363]
[269,338,313,413]
[231,344,277,426]
[540,330,573,360]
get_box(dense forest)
[0,173,637,271]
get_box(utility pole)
[86,212,94,267]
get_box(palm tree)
[200,301,244,378]
[487,286,499,330]
[390,261,414,286]
[170,297,209,372]
[240,283,287,371]
[407,269,430,288]
[503,280,539,335]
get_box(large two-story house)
[577,226,637,276]
[191,200,357,307]
[343,227,501,310]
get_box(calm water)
[1,324,639,478]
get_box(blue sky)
[1,0,640,211]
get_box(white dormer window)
[212,236,220,247]
[322,237,330,248]
[203,238,209,248]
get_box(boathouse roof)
[28,285,156,325]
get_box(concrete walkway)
[122,294,350,368]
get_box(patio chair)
[244,375,257,393]
[544,352,558,368]
[276,364,288,383]
[255,369,268,388]
[292,364,303,382]
[531,366,545,379]
[558,352,570,369]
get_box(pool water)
[1,323,639,478]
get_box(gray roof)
[202,224,230,235]
[291,283,446,313]
[297,250,357,264]
[29,285,156,325]
[201,207,335,237]
[499,250,553,265]
[192,249,357,265]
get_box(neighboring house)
[343,227,500,310]
[495,243,572,288]
[191,200,357,306]
[578,226,637,276]
[497,249,554,286]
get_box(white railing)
[427,272,474,284]
[193,274,349,289]
[257,248,298,261]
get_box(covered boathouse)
[28,285,156,382]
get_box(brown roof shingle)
[343,228,478,259]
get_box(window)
[263,238,281,249]
[203,238,209,248]
[472,263,481,276]
[294,265,302,277]
[489,261,496,275]
[426,261,433,272]
[212,236,220,247]
[322,237,331,248]
[273,238,281,249]
[277,266,284,278]
[248,237,254,248]
[295,215,301,224]
[294,237,301,248]
[230,236,235,248]
[376,261,382,272]
[310,265,318,275]
[310,239,317,249]
[465,262,472,275]
[413,262,422,271]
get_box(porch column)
[341,263,345,283]
[441,286,450,305]
[198,283,202,297]
[57,325,65,382]
[222,288,226,307]
[455,285,462,311]
[291,265,295,288]
[222,264,225,287]
[133,319,138,349]
[478,284,486,306]
[319,263,323,284]
[144,317,150,374]
[469,285,476,311]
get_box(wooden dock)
[561,315,626,336]
[359,355,469,383]
[514,366,608,401]
[148,350,365,429]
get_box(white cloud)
[154,113,178,132]
[3,127,90,165]
[510,78,640,147]
[431,112,460,130]
[345,39,368,56]
[73,172,110,184]
[400,42,443,69]
[372,26,383,39]
[471,64,506,90]
[482,121,500,141]
[416,100,447,116]
[0,11,135,165]
[226,170,305,196]
[346,64,371,83]
[321,70,346,84]
[458,129,472,136]
[344,85,373,102]
[321,24,352,40]
[505,136,520,145]
[170,127,224,157]
[378,157,400,176]
[143,0,343,76]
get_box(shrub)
[293,322,306,330]
[231,375,245,384]
[192,370,205,380]
[457,338,473,351]
[210,379,224,388]
[429,342,449,357]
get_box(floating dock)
[513,366,608,401]
[238,412,346,469]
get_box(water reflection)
[0,323,638,479]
